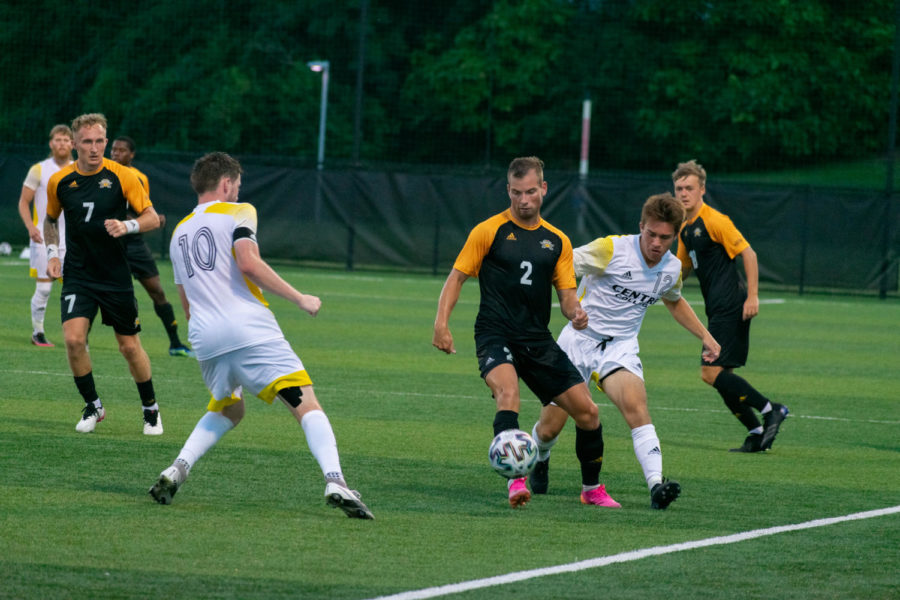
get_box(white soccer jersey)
[570,234,683,340]
[169,200,284,360]
[24,157,68,248]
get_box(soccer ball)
[489,429,538,479]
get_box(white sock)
[631,424,663,489]
[31,281,52,333]
[531,421,558,461]
[301,409,344,484]
[176,411,235,473]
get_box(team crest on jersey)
[506,232,517,241]
[540,239,555,251]
[99,178,113,189]
[693,227,702,237]
[68,180,78,188]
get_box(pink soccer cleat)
[508,477,531,508]
[580,484,621,508]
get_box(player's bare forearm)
[18,187,40,241]
[740,247,759,320]
[557,287,588,329]
[176,285,191,321]
[433,269,466,354]
[664,297,721,361]
[104,207,161,238]
[43,217,59,247]
[235,239,320,315]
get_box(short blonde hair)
[71,113,108,135]
[671,159,706,187]
[49,124,73,140]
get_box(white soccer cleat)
[325,482,374,520]
[76,404,105,433]
[142,409,163,435]
[149,464,184,505]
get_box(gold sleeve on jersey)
[552,230,577,290]
[573,236,614,277]
[453,213,507,278]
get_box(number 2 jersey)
[568,234,683,341]
[676,203,750,318]
[46,158,151,291]
[170,200,284,361]
[453,209,576,343]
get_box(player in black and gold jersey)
[45,113,164,436]
[433,156,619,509]
[673,160,788,452]
[111,136,193,358]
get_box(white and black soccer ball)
[489,429,538,479]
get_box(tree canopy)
[0,0,894,172]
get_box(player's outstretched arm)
[663,296,720,362]
[234,238,321,316]
[433,268,468,354]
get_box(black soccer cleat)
[730,433,764,453]
[650,479,681,510]
[530,457,550,494]
[760,403,789,451]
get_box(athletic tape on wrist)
[46,244,59,260]
[124,219,140,234]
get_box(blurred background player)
[110,135,193,357]
[149,152,373,519]
[16,124,74,347]
[45,113,163,435]
[433,156,616,509]
[531,193,720,509]
[672,159,788,452]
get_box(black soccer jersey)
[454,209,576,343]
[677,203,750,318]
[47,158,152,292]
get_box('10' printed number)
[177,227,217,278]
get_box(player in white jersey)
[530,193,720,509]
[149,152,373,519]
[16,124,73,346]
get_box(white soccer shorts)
[557,325,644,392]
[200,337,312,411]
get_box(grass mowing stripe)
[367,505,900,600]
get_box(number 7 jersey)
[170,200,284,360]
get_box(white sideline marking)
[366,506,900,600]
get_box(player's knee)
[221,402,245,425]
[700,367,719,386]
[278,386,304,408]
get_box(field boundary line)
[366,505,900,600]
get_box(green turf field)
[0,258,897,600]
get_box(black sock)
[713,371,765,430]
[74,372,98,404]
[493,410,519,437]
[136,378,156,408]
[154,302,182,347]
[575,424,604,486]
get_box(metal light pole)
[307,60,330,170]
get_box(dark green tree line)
[0,0,893,171]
